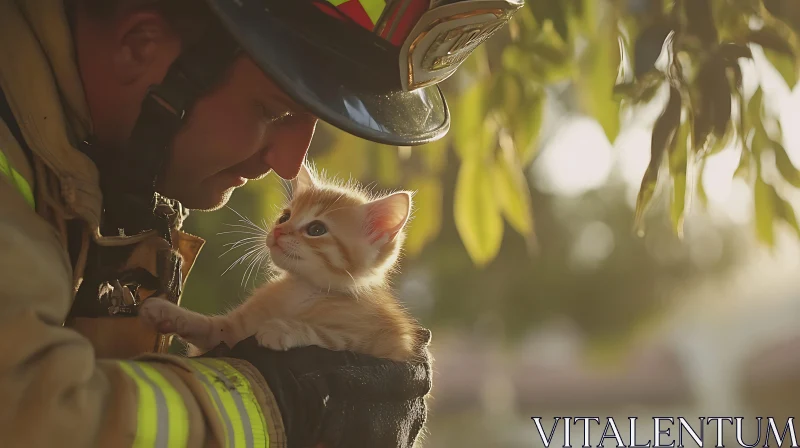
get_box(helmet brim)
[206,0,450,146]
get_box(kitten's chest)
[257,280,321,317]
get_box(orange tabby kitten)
[140,164,424,362]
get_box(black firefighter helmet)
[206,0,525,146]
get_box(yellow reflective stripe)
[118,362,190,448]
[186,359,269,448]
[188,361,238,447]
[200,359,269,448]
[0,147,34,208]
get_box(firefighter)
[0,0,522,447]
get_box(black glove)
[201,329,433,448]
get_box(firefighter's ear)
[111,11,182,85]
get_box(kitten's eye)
[278,211,291,224]
[306,221,327,237]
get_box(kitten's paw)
[139,296,182,334]
[255,320,303,351]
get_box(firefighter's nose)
[264,114,317,180]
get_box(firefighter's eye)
[306,221,327,237]
[278,211,290,224]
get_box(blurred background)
[179,0,800,446]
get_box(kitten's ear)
[291,163,315,197]
[363,192,412,245]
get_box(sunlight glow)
[532,47,800,230]
[533,117,614,197]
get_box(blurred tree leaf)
[749,26,794,55]
[452,83,493,161]
[454,158,504,266]
[529,0,570,42]
[512,78,545,165]
[634,22,674,78]
[692,54,732,151]
[754,174,776,247]
[747,86,765,126]
[614,71,665,104]
[749,26,798,88]
[493,151,535,238]
[772,139,800,188]
[669,119,691,237]
[696,155,709,208]
[718,42,753,61]
[765,50,798,89]
[636,86,682,234]
[773,186,800,238]
[577,20,622,143]
[404,176,443,257]
[763,0,800,34]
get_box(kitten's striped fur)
[141,163,426,362]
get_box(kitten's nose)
[273,227,284,238]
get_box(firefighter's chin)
[176,174,253,210]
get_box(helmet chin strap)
[72,22,240,318]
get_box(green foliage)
[206,0,800,271]
[296,0,800,267]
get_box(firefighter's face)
[75,8,317,210]
[159,56,318,210]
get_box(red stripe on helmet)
[336,0,376,30]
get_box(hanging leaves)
[635,86,683,234]
[685,0,718,44]
[766,51,799,89]
[696,155,709,208]
[749,26,798,89]
[577,20,622,143]
[452,83,492,161]
[773,140,800,188]
[634,21,674,78]
[512,79,545,165]
[529,0,570,42]
[773,187,800,238]
[763,0,800,35]
[454,158,504,266]
[754,173,776,247]
[493,151,535,239]
[691,53,731,151]
[668,119,691,237]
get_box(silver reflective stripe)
[192,364,237,448]
[129,363,171,448]
[117,361,190,448]
[195,359,255,448]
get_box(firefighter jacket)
[0,1,286,446]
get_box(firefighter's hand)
[201,329,432,448]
